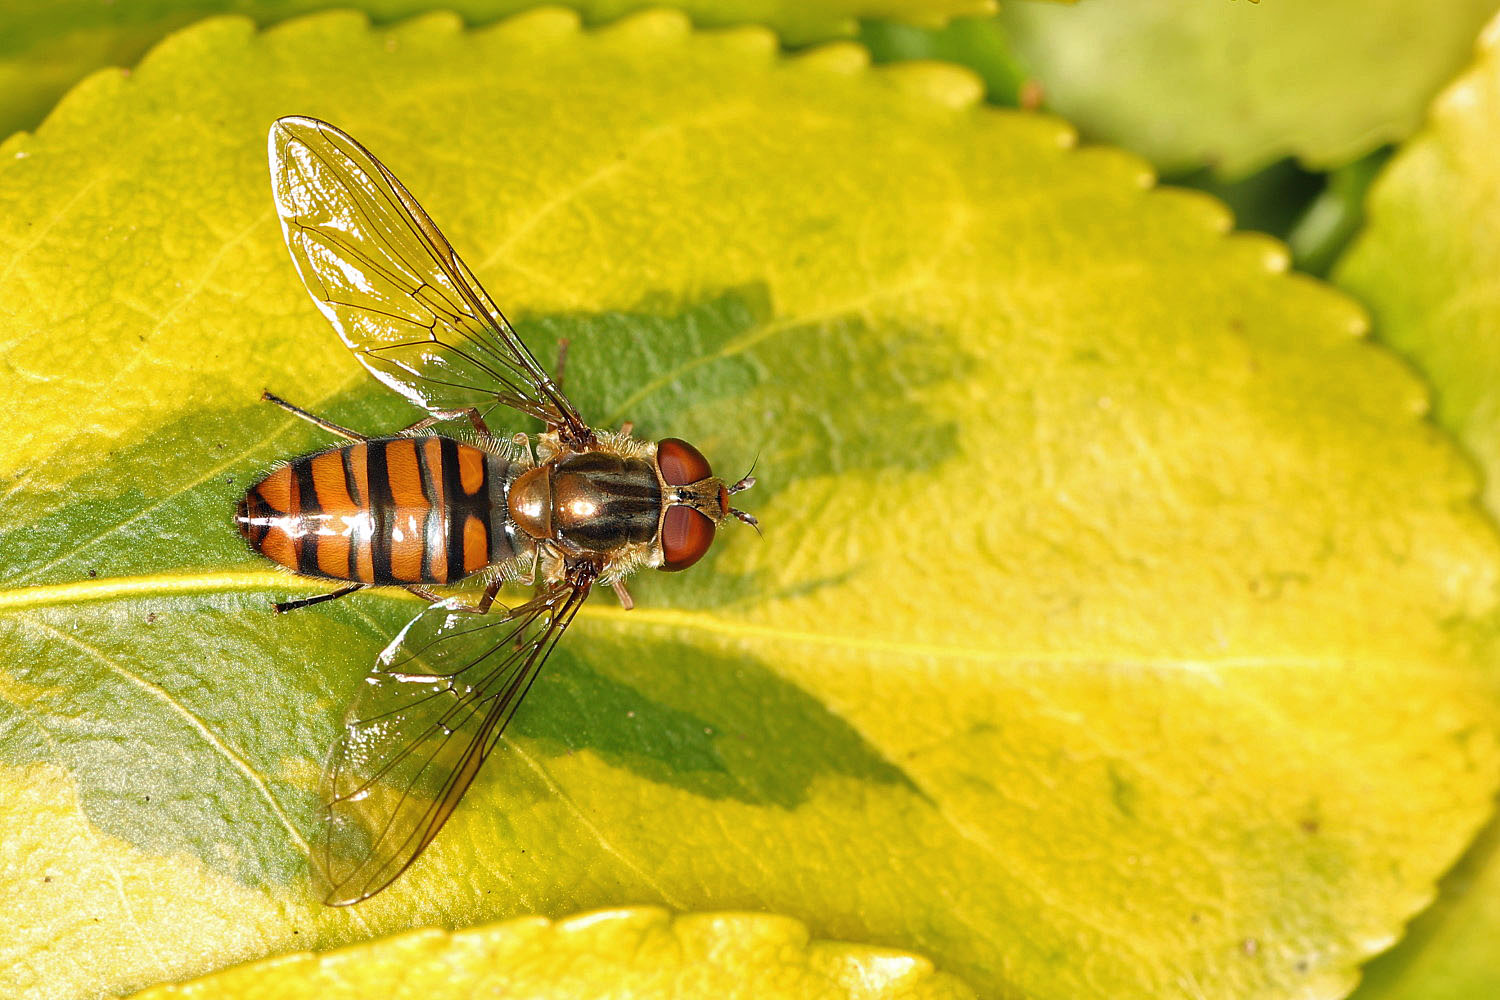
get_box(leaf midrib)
[0,570,1363,675]
[21,615,313,854]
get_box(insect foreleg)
[611,578,635,611]
[262,392,368,442]
[273,584,365,614]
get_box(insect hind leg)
[273,584,364,614]
[262,391,368,442]
[399,407,493,439]
[405,578,502,613]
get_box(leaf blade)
[1,10,1498,1000]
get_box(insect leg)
[403,578,503,613]
[540,382,596,451]
[475,577,502,613]
[262,392,368,442]
[273,584,364,613]
[611,578,635,611]
[553,338,570,394]
[515,554,537,587]
[398,407,495,439]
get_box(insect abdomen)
[237,436,519,585]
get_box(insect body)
[237,117,756,906]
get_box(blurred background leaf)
[1337,18,1500,999]
[0,0,995,141]
[995,0,1500,179]
[121,909,977,1000]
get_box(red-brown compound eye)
[657,438,713,486]
[660,505,715,571]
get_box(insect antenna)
[728,453,759,495]
[731,508,761,536]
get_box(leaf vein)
[26,619,311,856]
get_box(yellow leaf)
[120,908,974,999]
[0,0,995,140]
[2,9,1498,1000]
[1337,11,1500,999]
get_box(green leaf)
[1336,14,1500,522]
[1337,15,1500,998]
[996,0,1500,177]
[1163,159,1324,245]
[858,16,1028,105]
[3,9,1499,1000]
[1350,820,1500,1000]
[1288,149,1393,278]
[0,0,994,142]
[121,908,975,999]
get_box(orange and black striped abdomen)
[236,436,521,585]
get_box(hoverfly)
[235,117,757,905]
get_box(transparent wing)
[315,580,591,905]
[268,115,589,438]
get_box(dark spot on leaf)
[1109,762,1139,819]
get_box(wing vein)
[268,116,588,433]
[316,580,591,905]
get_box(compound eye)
[658,438,712,486]
[660,505,715,571]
